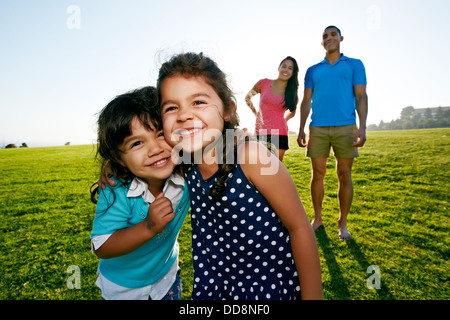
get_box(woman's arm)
[239,141,323,299]
[285,109,296,122]
[245,83,261,116]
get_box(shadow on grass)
[315,226,394,300]
[346,238,394,300]
[315,226,351,299]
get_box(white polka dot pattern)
[186,164,301,300]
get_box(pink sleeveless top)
[255,78,289,136]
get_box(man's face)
[321,27,343,53]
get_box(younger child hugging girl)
[157,53,322,300]
[90,86,189,300]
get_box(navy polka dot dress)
[186,164,301,300]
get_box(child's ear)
[224,101,237,122]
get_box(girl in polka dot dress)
[158,52,322,300]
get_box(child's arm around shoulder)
[238,141,323,299]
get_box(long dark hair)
[90,86,161,204]
[280,56,299,112]
[157,52,240,198]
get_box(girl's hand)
[234,128,252,145]
[98,162,116,189]
[146,193,175,235]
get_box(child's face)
[117,116,175,184]
[160,75,231,154]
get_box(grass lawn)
[0,128,449,300]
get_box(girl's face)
[117,116,175,184]
[278,59,294,81]
[160,75,232,155]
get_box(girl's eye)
[163,106,177,113]
[194,100,207,106]
[157,131,165,138]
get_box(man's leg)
[336,157,354,240]
[310,157,328,230]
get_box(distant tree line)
[368,106,450,131]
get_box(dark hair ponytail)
[280,56,299,112]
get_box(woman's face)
[278,59,294,81]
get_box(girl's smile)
[173,126,203,139]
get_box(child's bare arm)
[94,193,175,259]
[239,141,323,299]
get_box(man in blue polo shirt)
[297,26,368,240]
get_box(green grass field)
[1,129,449,300]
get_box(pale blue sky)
[1,0,449,147]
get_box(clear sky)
[1,0,449,147]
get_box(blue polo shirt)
[304,54,366,127]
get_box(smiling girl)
[157,53,322,300]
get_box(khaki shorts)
[306,125,359,158]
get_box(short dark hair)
[91,86,161,204]
[324,25,341,36]
[97,87,160,182]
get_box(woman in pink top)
[245,56,299,161]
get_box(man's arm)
[297,88,313,147]
[353,84,368,147]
